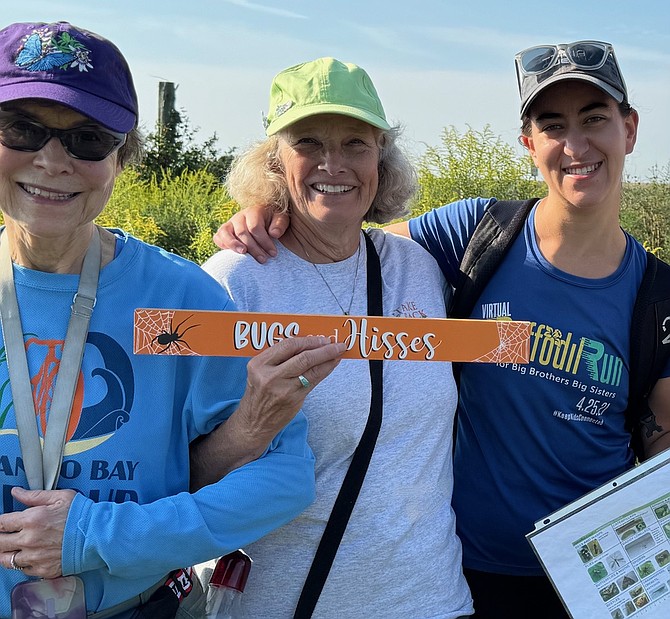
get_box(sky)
[5,1,670,179]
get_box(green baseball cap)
[264,57,390,136]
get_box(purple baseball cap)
[0,21,138,132]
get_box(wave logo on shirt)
[0,331,134,455]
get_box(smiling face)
[520,80,638,212]
[277,114,381,233]
[0,100,122,242]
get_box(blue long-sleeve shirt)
[0,230,315,616]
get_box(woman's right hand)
[0,487,75,578]
[212,205,290,263]
[237,335,345,445]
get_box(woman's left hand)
[190,335,347,490]
[0,486,75,578]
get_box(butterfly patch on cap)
[15,27,93,73]
[274,100,293,118]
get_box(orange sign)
[134,308,530,363]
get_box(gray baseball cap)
[515,41,627,118]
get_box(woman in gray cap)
[212,41,670,617]
[0,21,344,618]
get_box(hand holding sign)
[190,335,346,487]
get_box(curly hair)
[225,123,417,224]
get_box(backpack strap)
[448,198,537,388]
[449,198,538,319]
[626,251,670,459]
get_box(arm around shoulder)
[212,205,290,263]
[383,221,410,237]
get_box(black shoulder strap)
[448,198,537,389]
[449,198,537,318]
[293,231,383,618]
[626,251,670,459]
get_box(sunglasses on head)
[0,113,126,161]
[515,40,614,76]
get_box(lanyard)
[0,228,101,491]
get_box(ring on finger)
[10,550,23,571]
[298,374,310,388]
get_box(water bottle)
[205,549,252,618]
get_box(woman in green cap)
[193,57,473,618]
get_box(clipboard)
[526,447,670,618]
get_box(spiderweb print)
[472,321,529,363]
[134,309,201,356]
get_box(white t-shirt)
[202,228,473,618]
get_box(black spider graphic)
[151,314,200,354]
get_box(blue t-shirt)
[409,198,647,575]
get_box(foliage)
[95,169,162,244]
[620,164,670,261]
[412,125,544,217]
[6,118,657,267]
[99,167,239,264]
[137,107,235,184]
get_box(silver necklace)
[292,231,362,315]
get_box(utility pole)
[158,81,177,128]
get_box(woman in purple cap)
[0,21,345,618]
[211,42,670,617]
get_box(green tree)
[412,125,543,217]
[137,107,234,184]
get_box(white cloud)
[223,0,308,20]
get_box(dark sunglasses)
[0,113,126,161]
[516,40,614,75]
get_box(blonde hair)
[226,124,416,224]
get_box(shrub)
[621,164,670,260]
[96,169,162,244]
[99,167,239,264]
[412,125,543,217]
[137,108,234,185]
